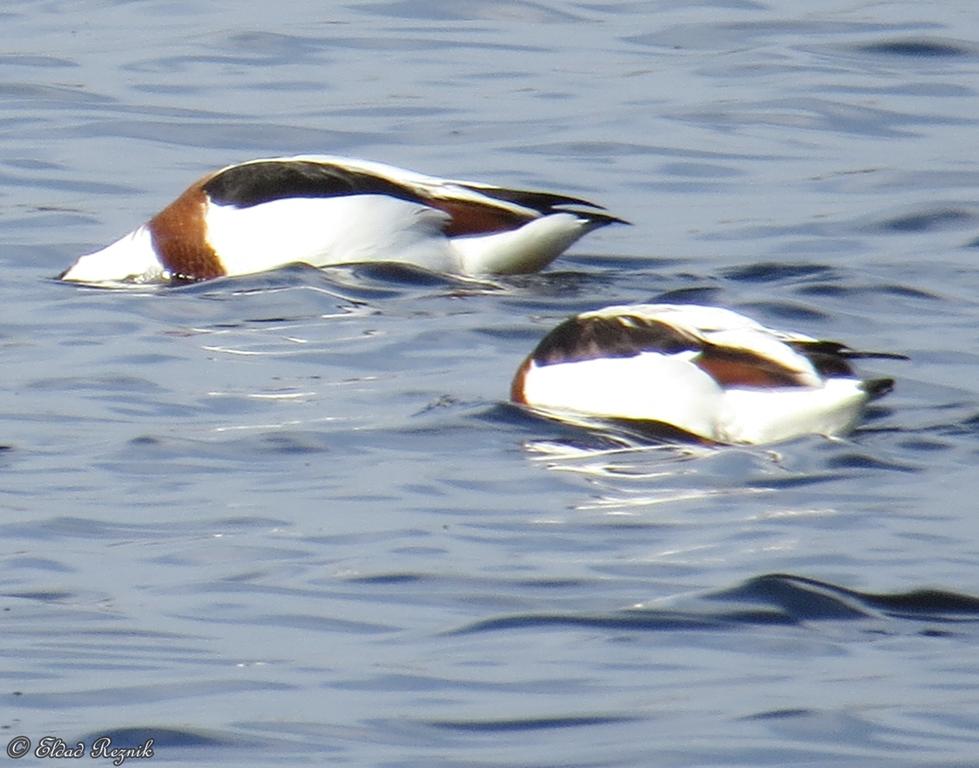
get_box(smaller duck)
[511,304,905,445]
[59,155,625,285]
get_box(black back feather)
[203,161,426,209]
[531,314,699,366]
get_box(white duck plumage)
[511,304,904,446]
[59,155,625,285]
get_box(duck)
[511,303,906,445]
[59,155,626,285]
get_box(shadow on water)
[451,573,979,638]
[488,396,916,471]
[848,37,979,59]
[73,726,236,750]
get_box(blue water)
[3,1,979,765]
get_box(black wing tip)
[464,184,628,221]
[465,185,601,211]
[795,340,909,361]
[795,341,908,378]
[844,350,910,362]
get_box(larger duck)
[59,155,625,284]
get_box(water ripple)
[4,1,979,765]
[454,574,979,637]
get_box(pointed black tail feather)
[572,210,631,229]
[861,377,896,400]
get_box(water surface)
[2,1,979,765]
